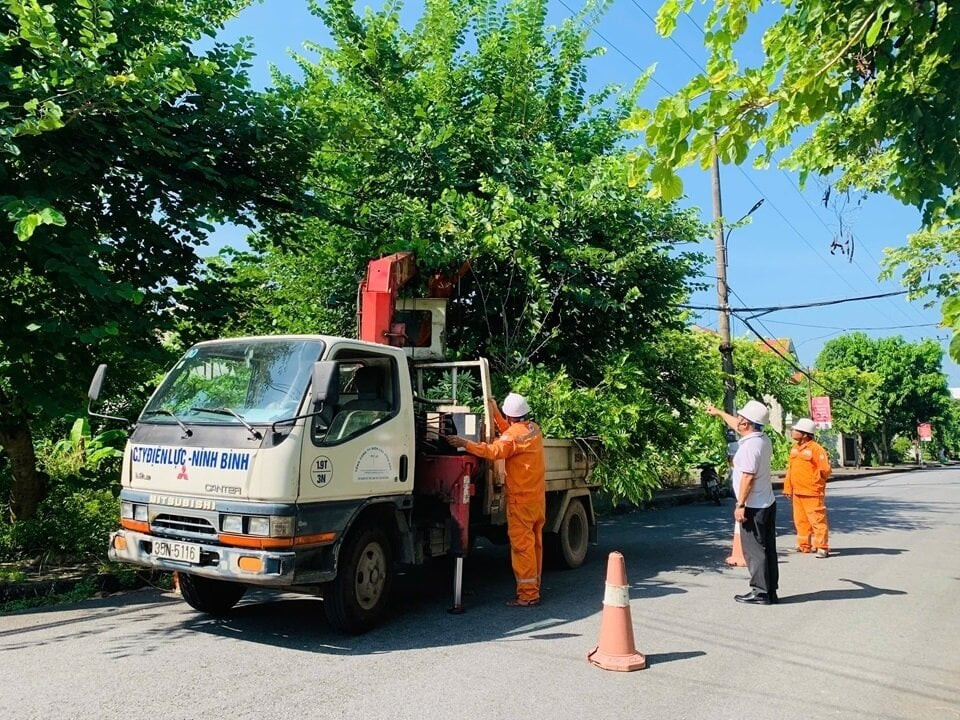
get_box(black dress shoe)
[735,590,775,605]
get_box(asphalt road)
[3,468,959,720]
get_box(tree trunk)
[0,391,45,521]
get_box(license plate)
[152,539,200,564]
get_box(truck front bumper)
[108,530,304,586]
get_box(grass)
[0,566,26,583]
[0,577,98,614]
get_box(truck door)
[298,349,413,503]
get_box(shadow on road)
[5,483,945,657]
[823,492,951,536]
[824,547,907,557]
[778,578,908,604]
[644,650,707,665]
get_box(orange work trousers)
[507,499,546,602]
[792,494,829,552]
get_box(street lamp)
[724,199,764,254]
[722,197,764,345]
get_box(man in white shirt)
[705,399,778,605]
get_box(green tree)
[815,332,950,462]
[632,1,960,355]
[0,0,296,519]
[190,0,710,501]
[731,337,807,423]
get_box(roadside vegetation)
[2,0,959,596]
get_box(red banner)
[810,396,832,428]
[918,423,933,442]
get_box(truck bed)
[543,437,599,490]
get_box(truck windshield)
[141,339,326,425]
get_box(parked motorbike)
[698,463,723,505]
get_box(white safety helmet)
[792,417,816,435]
[737,399,770,426]
[501,392,530,418]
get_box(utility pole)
[711,146,737,421]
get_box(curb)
[644,464,922,511]
[0,570,168,611]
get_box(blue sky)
[206,0,959,386]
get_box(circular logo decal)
[311,456,333,488]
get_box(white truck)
[92,253,599,633]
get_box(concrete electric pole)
[711,140,764,428]
[711,150,737,420]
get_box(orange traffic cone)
[725,521,747,567]
[586,552,647,672]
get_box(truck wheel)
[178,573,246,615]
[558,498,589,569]
[324,524,393,634]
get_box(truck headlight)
[222,515,243,534]
[121,502,148,522]
[220,514,294,537]
[247,516,270,536]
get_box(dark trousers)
[741,502,778,595]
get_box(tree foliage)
[636,1,960,354]
[814,332,951,462]
[0,0,293,519]
[185,0,713,500]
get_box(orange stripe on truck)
[217,532,337,549]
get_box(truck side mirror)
[86,363,130,425]
[88,364,107,402]
[312,361,339,406]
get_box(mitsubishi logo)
[177,464,189,481]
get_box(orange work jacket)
[464,410,545,504]
[784,439,832,496]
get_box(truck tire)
[324,524,393,634]
[557,498,589,569]
[178,573,246,615]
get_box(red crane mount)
[358,252,448,359]
[359,251,418,346]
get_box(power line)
[682,290,908,315]
[629,0,705,73]
[759,319,938,331]
[555,0,674,96]
[777,170,926,325]
[733,311,885,423]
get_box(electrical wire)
[682,290,907,315]
[759,319,938,331]
[777,170,927,325]
[555,0,674,95]
[629,0,705,72]
[732,310,885,423]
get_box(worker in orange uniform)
[447,393,546,606]
[784,417,833,558]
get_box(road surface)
[3,468,958,720]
